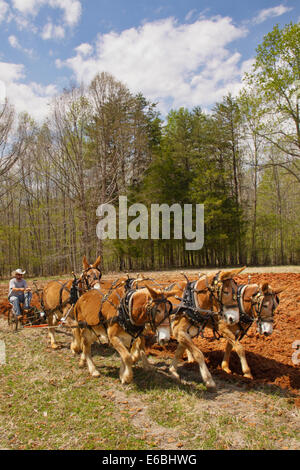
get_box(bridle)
[250,290,279,329]
[199,272,239,316]
[145,296,173,332]
[79,266,102,292]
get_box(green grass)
[0,320,299,450]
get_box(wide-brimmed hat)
[14,269,26,275]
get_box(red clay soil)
[0,273,299,396]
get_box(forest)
[0,22,299,276]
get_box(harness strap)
[108,291,145,339]
[173,280,220,340]
[59,282,71,313]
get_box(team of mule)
[7,257,282,389]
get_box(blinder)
[251,290,279,335]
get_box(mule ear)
[229,266,246,277]
[219,270,232,281]
[260,282,269,294]
[219,271,230,281]
[82,255,89,270]
[235,266,247,276]
[143,283,162,299]
[220,266,246,281]
[92,256,101,268]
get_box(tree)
[212,95,245,263]
[245,22,300,182]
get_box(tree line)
[0,22,299,277]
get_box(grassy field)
[0,316,299,450]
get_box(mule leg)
[186,350,194,363]
[221,341,233,374]
[48,313,59,349]
[78,333,86,368]
[131,337,153,371]
[220,326,253,379]
[233,341,253,379]
[70,325,82,355]
[80,329,100,377]
[109,335,133,384]
[169,342,186,380]
[175,331,216,390]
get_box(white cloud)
[10,0,81,39]
[59,16,249,113]
[11,0,82,24]
[75,43,93,57]
[253,5,293,24]
[0,0,8,23]
[8,34,20,48]
[8,34,34,56]
[11,0,38,15]
[56,0,81,27]
[0,60,57,121]
[42,21,65,39]
[0,61,24,82]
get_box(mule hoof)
[222,366,232,375]
[121,379,132,385]
[92,370,100,378]
[206,381,217,392]
[51,343,59,350]
[244,373,253,380]
[79,361,86,368]
[169,367,180,381]
[71,345,81,355]
[120,374,133,385]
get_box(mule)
[41,255,102,350]
[73,280,177,384]
[220,281,283,378]
[168,267,246,390]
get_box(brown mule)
[74,280,177,384]
[42,255,102,350]
[168,267,246,390]
[221,281,283,378]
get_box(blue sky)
[0,0,299,121]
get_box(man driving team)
[8,269,32,317]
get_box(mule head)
[81,255,102,291]
[254,282,284,336]
[143,284,178,345]
[211,267,246,325]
